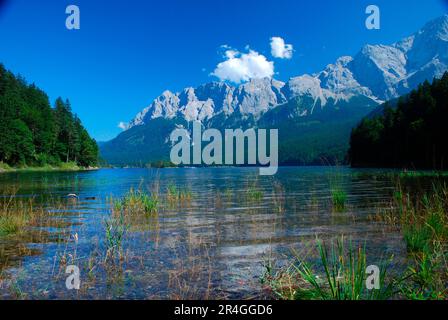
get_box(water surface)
[0,167,410,299]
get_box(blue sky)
[0,0,447,141]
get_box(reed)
[262,237,394,300]
[271,180,285,213]
[104,211,127,263]
[167,183,192,204]
[0,194,47,237]
[328,166,348,212]
[245,177,264,202]
[331,188,347,212]
[373,180,448,299]
[113,188,159,216]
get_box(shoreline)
[0,164,99,174]
[1,165,447,177]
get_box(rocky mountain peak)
[123,15,448,131]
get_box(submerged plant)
[104,211,127,263]
[247,188,263,201]
[245,177,264,202]
[272,181,285,213]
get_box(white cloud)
[270,37,294,59]
[118,122,128,130]
[212,48,274,83]
[225,49,239,59]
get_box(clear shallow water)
[0,167,409,299]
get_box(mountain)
[101,15,448,166]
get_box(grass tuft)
[113,188,158,216]
[331,189,347,212]
[262,237,394,300]
[166,183,192,203]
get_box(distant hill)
[101,15,448,166]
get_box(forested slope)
[0,64,98,168]
[350,72,448,169]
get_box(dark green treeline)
[350,72,448,170]
[0,64,98,167]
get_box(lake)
[0,167,421,299]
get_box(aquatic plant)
[0,195,36,237]
[245,177,264,202]
[167,236,215,300]
[331,188,347,212]
[0,191,79,239]
[166,183,192,203]
[328,166,348,212]
[113,188,158,215]
[262,237,394,300]
[403,225,432,254]
[247,188,263,201]
[392,183,447,250]
[270,180,285,213]
[0,215,25,236]
[399,244,447,300]
[104,211,127,263]
[374,180,448,299]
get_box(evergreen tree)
[350,72,448,170]
[0,64,99,167]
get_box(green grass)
[328,166,348,212]
[0,197,34,237]
[400,248,447,300]
[0,162,11,171]
[113,189,159,215]
[0,161,96,173]
[331,188,347,212]
[398,170,448,178]
[245,177,264,202]
[104,211,127,263]
[376,181,448,299]
[0,195,73,241]
[166,183,192,203]
[262,237,393,300]
[392,183,447,252]
[0,215,24,236]
[264,178,448,301]
[403,225,432,254]
[247,188,263,201]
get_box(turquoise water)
[0,167,408,299]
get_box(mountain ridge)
[121,14,448,131]
[101,15,448,166]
